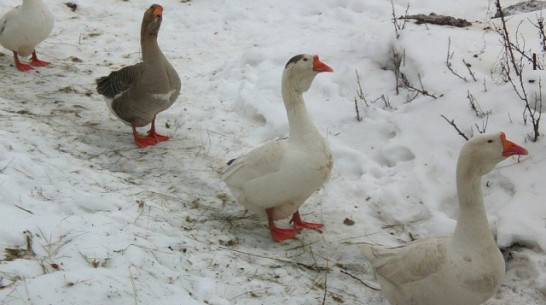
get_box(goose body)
[222,54,333,242]
[96,4,180,148]
[0,0,54,71]
[362,132,528,305]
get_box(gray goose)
[0,0,54,71]
[96,4,181,148]
[221,54,334,242]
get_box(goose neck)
[141,35,162,63]
[282,82,318,140]
[452,161,495,245]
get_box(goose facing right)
[362,132,528,305]
[222,54,334,242]
[0,0,54,71]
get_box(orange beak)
[500,132,528,157]
[152,5,163,18]
[312,55,333,73]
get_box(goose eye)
[303,58,308,61]
[487,140,493,143]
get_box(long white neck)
[452,156,496,247]
[281,79,322,144]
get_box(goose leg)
[13,52,32,71]
[30,51,50,67]
[290,210,323,230]
[266,208,296,242]
[132,122,158,147]
[146,115,169,142]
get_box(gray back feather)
[96,63,142,99]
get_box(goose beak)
[500,132,528,157]
[152,5,163,18]
[312,55,333,73]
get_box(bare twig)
[441,115,469,140]
[496,0,521,77]
[536,10,546,52]
[390,0,409,39]
[355,70,368,107]
[474,113,489,134]
[14,205,34,214]
[0,159,14,173]
[446,38,477,82]
[462,59,478,81]
[129,266,138,305]
[372,94,393,109]
[495,0,541,141]
[446,38,468,81]
[321,268,328,305]
[23,231,35,257]
[527,78,543,140]
[467,91,491,118]
[354,98,362,121]
[392,46,404,95]
[404,74,438,99]
[354,70,365,121]
[340,269,380,291]
[224,247,329,272]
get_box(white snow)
[0,0,545,304]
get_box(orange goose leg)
[146,115,169,142]
[266,208,296,242]
[290,210,323,230]
[132,122,158,148]
[30,51,50,67]
[13,52,32,71]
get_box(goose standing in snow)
[96,4,180,148]
[222,54,334,242]
[0,0,54,71]
[362,132,528,305]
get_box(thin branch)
[462,59,478,81]
[224,247,329,272]
[446,38,468,81]
[339,269,380,291]
[467,90,491,118]
[404,74,439,99]
[440,115,469,140]
[321,269,328,305]
[496,0,521,77]
[15,205,34,214]
[354,98,362,121]
[355,70,368,106]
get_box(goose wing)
[362,237,448,286]
[96,63,143,99]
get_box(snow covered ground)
[0,0,545,304]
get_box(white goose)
[362,132,528,305]
[0,0,54,71]
[222,54,334,242]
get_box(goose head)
[459,132,528,176]
[282,54,333,93]
[141,4,163,38]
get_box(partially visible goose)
[222,54,334,242]
[0,0,54,71]
[362,132,528,305]
[96,4,181,148]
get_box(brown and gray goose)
[96,4,181,148]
